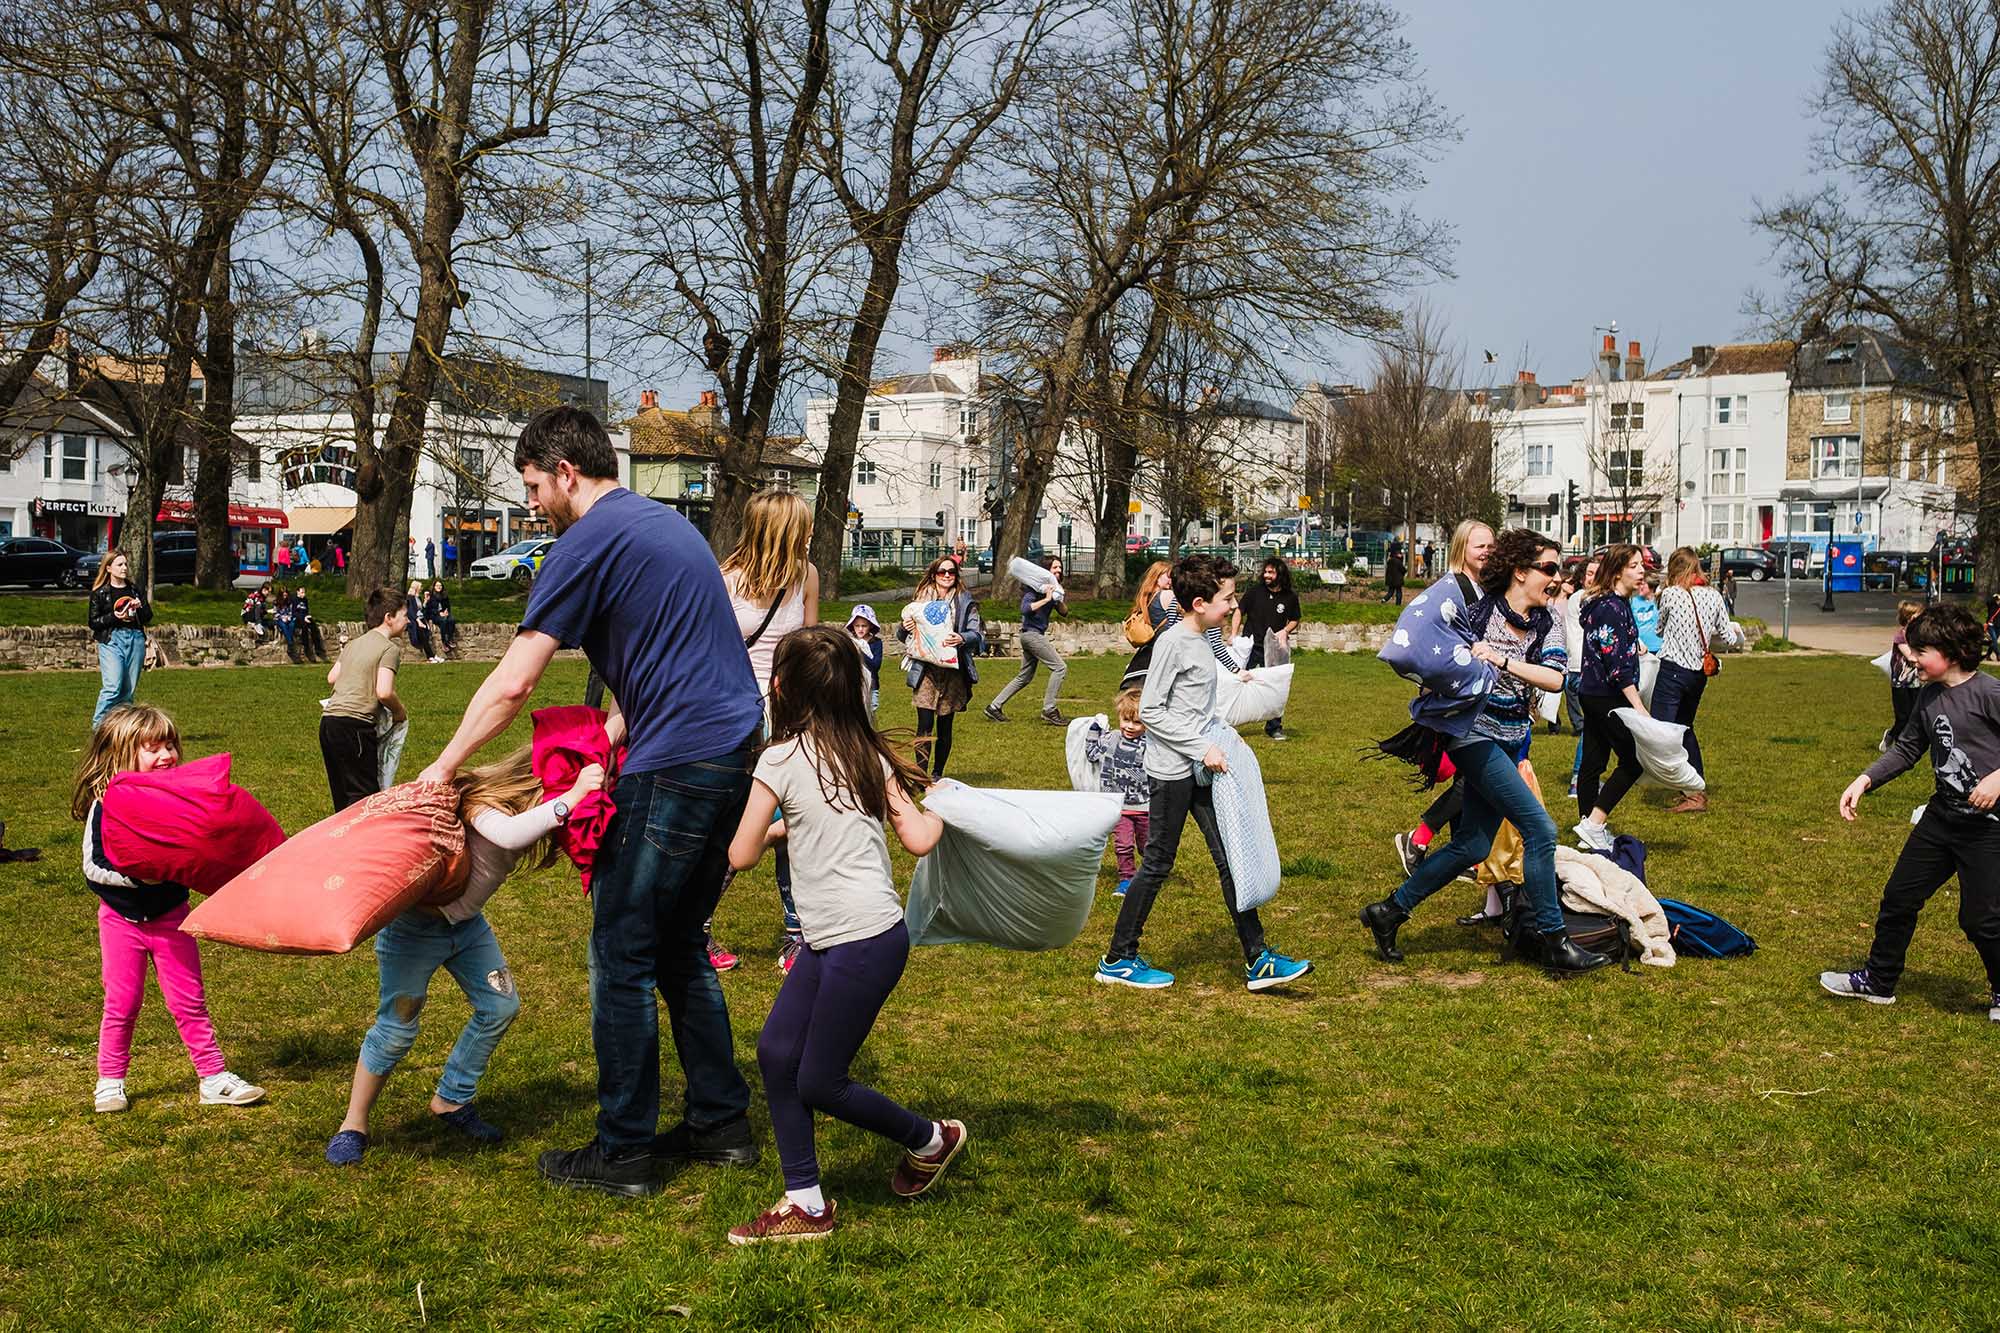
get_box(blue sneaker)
[1095,955,1174,989]
[1115,879,1131,897]
[1245,949,1313,992]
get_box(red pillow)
[101,753,286,894]
[181,782,471,955]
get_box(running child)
[324,750,607,1165]
[1882,598,1925,750]
[71,705,265,1113]
[724,624,965,1245]
[1084,688,1152,896]
[1821,604,2000,1014]
[1094,554,1312,992]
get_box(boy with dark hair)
[320,587,409,811]
[1822,604,2000,1016]
[1094,554,1312,992]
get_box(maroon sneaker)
[727,1198,837,1246]
[890,1119,968,1198]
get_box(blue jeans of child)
[359,910,521,1106]
[94,628,145,727]
[757,919,931,1190]
[1390,738,1563,934]
[589,742,756,1151]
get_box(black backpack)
[1498,884,1637,971]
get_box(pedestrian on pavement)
[1382,548,1406,605]
[425,538,437,580]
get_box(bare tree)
[974,0,1450,592]
[1754,0,2000,595]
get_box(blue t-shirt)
[1630,594,1663,654]
[521,488,762,773]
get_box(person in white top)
[1650,546,1745,814]
[324,749,605,1166]
[720,491,821,972]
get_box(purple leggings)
[756,918,930,1190]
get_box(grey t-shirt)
[1864,670,2000,821]
[1138,623,1219,781]
[754,736,904,948]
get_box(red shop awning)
[156,500,289,528]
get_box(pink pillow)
[181,782,470,955]
[102,753,287,894]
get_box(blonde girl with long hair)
[718,489,821,971]
[87,549,152,726]
[324,746,604,1166]
[72,704,264,1113]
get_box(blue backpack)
[1658,898,1757,958]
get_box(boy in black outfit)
[1821,604,2000,1017]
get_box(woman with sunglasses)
[898,555,985,777]
[1361,528,1610,973]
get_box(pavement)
[1730,580,1911,655]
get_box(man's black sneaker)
[537,1139,662,1197]
[652,1116,760,1167]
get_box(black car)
[71,530,236,587]
[1717,547,1778,582]
[0,535,87,587]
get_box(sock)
[787,1184,827,1215]
[917,1122,944,1158]
[1411,824,1435,849]
[1483,885,1502,917]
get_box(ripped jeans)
[359,910,521,1107]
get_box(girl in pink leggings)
[71,705,264,1114]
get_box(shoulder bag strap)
[742,590,786,649]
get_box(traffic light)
[934,510,946,531]
[1565,479,1578,510]
[1565,479,1579,541]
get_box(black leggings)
[1421,777,1464,838]
[1576,691,1642,820]
[915,708,954,776]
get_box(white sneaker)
[94,1078,128,1114]
[1572,820,1614,852]
[199,1071,266,1106]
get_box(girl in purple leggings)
[723,624,967,1245]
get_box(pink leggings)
[97,902,225,1079]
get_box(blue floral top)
[1579,593,1641,696]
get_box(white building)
[0,378,142,549]
[1646,342,1795,551]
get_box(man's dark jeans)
[589,740,756,1151]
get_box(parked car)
[1125,534,1148,554]
[1261,518,1303,549]
[1717,547,1778,583]
[68,530,232,587]
[469,538,554,582]
[0,536,87,588]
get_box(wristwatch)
[552,799,572,825]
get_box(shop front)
[155,500,289,577]
[29,496,120,550]
[441,508,505,572]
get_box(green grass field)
[1,652,1996,1328]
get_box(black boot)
[1359,899,1409,962]
[1538,930,1611,974]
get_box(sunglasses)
[1530,561,1562,577]
[936,567,958,577]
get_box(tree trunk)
[194,237,235,589]
[1092,411,1139,599]
[810,239,905,600]
[1965,373,2000,600]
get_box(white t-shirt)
[753,736,903,949]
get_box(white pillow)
[1612,707,1705,792]
[1871,650,1895,677]
[1213,663,1293,726]
[1200,724,1280,910]
[1008,556,1063,601]
[906,783,1121,951]
[1065,714,1111,793]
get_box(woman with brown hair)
[898,553,985,777]
[1119,558,1244,691]
[87,550,152,726]
[1652,546,1745,813]
[1572,543,1650,850]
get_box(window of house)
[1825,342,1858,364]
[866,410,881,432]
[1715,395,1743,425]
[771,468,792,493]
[1935,448,1948,484]
[42,436,53,479]
[1942,403,1957,429]
[1605,447,1643,489]
[957,517,977,544]
[958,465,978,493]
[855,459,877,486]
[959,405,980,435]
[1922,401,1932,425]
[1609,401,1644,432]
[240,448,259,483]
[927,461,942,488]
[1900,438,1912,480]
[1707,502,1745,542]
[61,433,87,482]
[1814,435,1861,479]
[1524,443,1551,477]
[1901,398,1912,423]
[1708,447,1747,497]
[458,446,485,477]
[1524,502,1558,538]
[1824,393,1851,424]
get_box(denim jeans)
[359,910,521,1106]
[94,628,145,727]
[1390,738,1563,934]
[1649,659,1708,777]
[589,741,756,1150]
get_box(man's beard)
[542,489,577,534]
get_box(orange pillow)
[181,782,470,955]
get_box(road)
[1730,578,1909,655]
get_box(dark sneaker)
[1818,968,1896,1006]
[983,704,1008,723]
[1392,831,1426,878]
[537,1139,662,1197]
[1041,707,1066,726]
[435,1102,504,1145]
[652,1116,760,1167]
[890,1120,967,1198]
[728,1197,837,1246]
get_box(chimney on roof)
[700,390,717,408]
[691,390,722,433]
[1625,340,1644,380]
[639,389,658,410]
[1692,345,1715,371]
[1517,370,1536,384]
[1601,334,1621,382]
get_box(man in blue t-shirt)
[420,406,764,1198]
